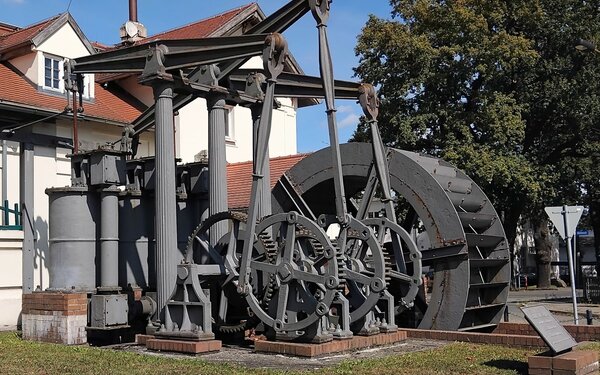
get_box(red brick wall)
[496,322,600,343]
[22,292,87,316]
[401,328,545,348]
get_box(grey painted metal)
[147,79,178,320]
[91,294,129,328]
[564,206,579,325]
[238,34,287,295]
[310,0,347,223]
[207,92,229,245]
[72,34,271,74]
[46,187,99,291]
[0,131,73,150]
[89,151,126,186]
[272,143,510,331]
[521,305,577,354]
[20,142,34,294]
[130,0,311,135]
[100,187,120,289]
[251,99,272,222]
[229,70,362,99]
[118,191,155,290]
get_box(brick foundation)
[400,327,545,348]
[528,350,599,375]
[255,331,407,358]
[496,322,600,343]
[21,292,88,345]
[146,338,222,354]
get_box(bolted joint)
[263,33,288,80]
[358,83,379,121]
[140,44,170,83]
[309,0,331,26]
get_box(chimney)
[119,0,147,44]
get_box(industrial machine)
[45,0,510,345]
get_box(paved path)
[506,287,599,325]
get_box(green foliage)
[352,0,600,222]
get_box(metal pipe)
[100,187,120,289]
[251,104,272,221]
[72,91,79,154]
[2,140,6,225]
[129,0,138,22]
[20,143,34,294]
[564,204,579,325]
[153,82,178,320]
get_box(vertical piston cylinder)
[100,187,120,290]
[46,187,99,291]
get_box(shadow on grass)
[483,359,528,374]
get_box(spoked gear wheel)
[185,211,272,334]
[272,142,510,331]
[317,215,388,324]
[246,212,341,333]
[360,217,422,310]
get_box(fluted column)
[208,93,228,244]
[153,82,177,320]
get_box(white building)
[0,4,306,328]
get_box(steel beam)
[73,35,270,74]
[131,0,311,135]
[20,142,34,294]
[230,70,361,99]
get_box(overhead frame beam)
[130,0,312,135]
[72,34,270,74]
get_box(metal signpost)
[545,205,584,324]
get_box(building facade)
[0,4,303,328]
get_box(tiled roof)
[227,153,310,209]
[0,15,60,52]
[141,3,256,43]
[0,22,19,36]
[0,62,143,124]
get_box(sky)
[0,0,393,153]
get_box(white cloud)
[338,113,361,128]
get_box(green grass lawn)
[0,331,563,375]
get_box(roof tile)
[0,15,60,52]
[227,153,309,209]
[0,62,143,124]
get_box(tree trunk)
[533,216,553,288]
[589,200,600,275]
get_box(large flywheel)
[272,142,510,331]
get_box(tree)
[352,0,600,287]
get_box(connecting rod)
[309,0,348,224]
[238,33,288,295]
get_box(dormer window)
[44,56,62,91]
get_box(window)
[44,57,62,90]
[225,106,235,142]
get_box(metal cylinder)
[100,187,120,289]
[208,94,228,244]
[153,82,178,319]
[46,186,99,291]
[118,190,155,290]
[129,0,138,22]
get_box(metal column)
[99,187,120,290]
[20,143,34,294]
[208,93,228,244]
[152,82,178,319]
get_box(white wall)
[0,231,24,328]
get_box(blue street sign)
[576,229,589,236]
